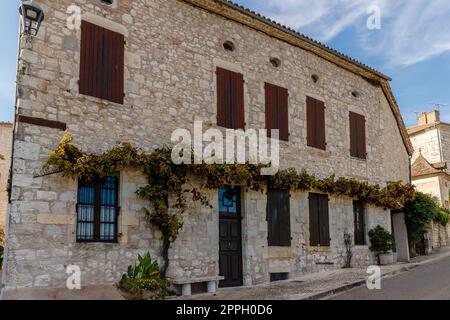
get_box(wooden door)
[218,187,243,288]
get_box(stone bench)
[172,276,224,296]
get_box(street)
[330,256,450,300]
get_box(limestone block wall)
[0,123,13,227]
[6,0,410,290]
[410,129,441,165]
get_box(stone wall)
[410,128,441,165]
[5,0,410,291]
[0,123,13,227]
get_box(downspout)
[436,125,444,163]
[1,15,23,299]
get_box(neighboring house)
[408,110,450,252]
[0,122,13,228]
[3,0,412,298]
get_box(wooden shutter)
[80,20,124,104]
[265,84,289,141]
[217,67,244,129]
[349,112,366,159]
[217,67,230,128]
[278,87,289,141]
[318,195,330,246]
[306,97,326,149]
[268,190,291,247]
[354,201,366,245]
[309,193,330,246]
[309,193,320,246]
[231,71,245,129]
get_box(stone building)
[0,122,13,228]
[408,110,450,252]
[3,0,412,298]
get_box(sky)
[1,0,450,127]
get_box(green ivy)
[43,133,416,277]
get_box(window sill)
[308,246,331,252]
[350,156,367,162]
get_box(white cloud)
[243,0,450,66]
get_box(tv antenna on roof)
[430,102,448,112]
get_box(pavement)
[179,248,450,300]
[330,251,450,300]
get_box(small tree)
[369,226,393,264]
[343,233,353,268]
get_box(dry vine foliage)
[43,133,416,276]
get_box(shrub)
[405,192,449,242]
[116,253,174,300]
[369,226,394,254]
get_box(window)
[79,20,124,104]
[309,193,330,247]
[354,201,366,245]
[306,96,326,150]
[216,67,245,129]
[349,112,367,159]
[76,176,119,243]
[265,83,289,141]
[270,273,289,282]
[219,187,240,216]
[267,189,291,247]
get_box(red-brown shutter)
[349,112,366,159]
[265,83,277,138]
[266,84,289,141]
[231,71,245,130]
[307,96,326,150]
[278,87,289,141]
[357,114,367,159]
[216,67,230,128]
[216,68,245,129]
[79,20,124,104]
[349,112,358,158]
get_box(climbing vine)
[43,133,416,277]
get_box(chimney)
[418,110,440,125]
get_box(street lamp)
[18,1,45,37]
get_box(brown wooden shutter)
[307,97,315,148]
[306,97,326,149]
[318,195,330,246]
[79,20,124,104]
[268,189,291,247]
[354,200,366,245]
[216,67,230,128]
[231,71,245,129]
[217,68,244,129]
[278,87,289,141]
[309,193,320,246]
[349,112,366,159]
[357,114,367,159]
[350,112,358,158]
[266,84,289,141]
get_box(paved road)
[330,256,450,300]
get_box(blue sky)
[1,0,450,127]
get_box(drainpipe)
[1,16,23,299]
[436,126,444,163]
[408,155,412,184]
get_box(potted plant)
[368,226,394,265]
[116,253,175,300]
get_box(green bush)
[116,253,174,300]
[405,192,449,242]
[369,226,394,254]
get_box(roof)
[407,121,450,136]
[412,154,448,178]
[182,0,413,155]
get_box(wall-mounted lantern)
[18,1,45,37]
